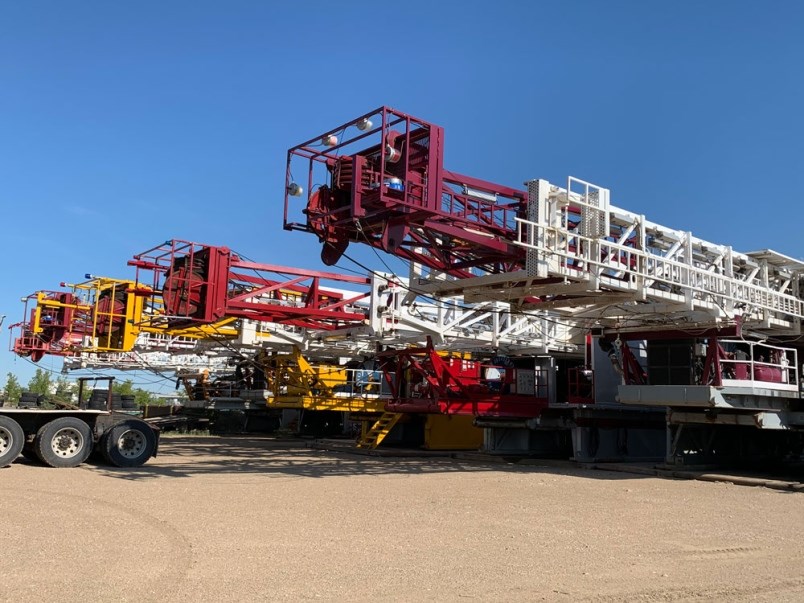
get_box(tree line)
[2,369,164,407]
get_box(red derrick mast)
[128,239,372,331]
[284,106,527,278]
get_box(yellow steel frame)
[30,292,90,335]
[33,277,257,354]
[263,347,387,413]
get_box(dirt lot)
[1,436,803,602]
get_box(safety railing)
[331,368,394,398]
[516,217,804,321]
[719,340,799,392]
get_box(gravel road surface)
[1,436,802,602]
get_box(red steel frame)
[128,240,372,330]
[697,336,791,387]
[10,278,154,362]
[10,291,90,361]
[284,106,665,309]
[376,338,549,418]
[567,367,595,404]
[597,327,746,389]
[284,107,527,277]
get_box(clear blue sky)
[2,1,802,392]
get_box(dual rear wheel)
[34,417,93,468]
[99,420,157,467]
[1,416,157,468]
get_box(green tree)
[112,379,136,397]
[27,368,52,396]
[3,373,22,406]
[134,388,161,407]
[112,379,160,407]
[53,375,74,404]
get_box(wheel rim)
[0,427,12,454]
[50,427,84,459]
[116,429,146,458]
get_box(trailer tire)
[103,420,156,467]
[0,416,25,467]
[34,417,93,468]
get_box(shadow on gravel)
[84,435,651,482]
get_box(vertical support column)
[425,124,445,212]
[667,411,678,465]
[525,179,551,278]
[538,315,550,355]
[795,274,803,336]
[404,257,423,306]
[491,301,501,349]
[760,261,771,327]
[368,271,384,335]
[723,246,735,317]
[538,355,556,405]
[122,287,144,352]
[684,232,694,310]
[636,214,647,300]
[208,246,234,323]
[574,178,610,289]
[350,155,366,219]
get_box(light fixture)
[356,118,373,131]
[385,144,401,163]
[462,186,498,203]
[384,177,404,191]
[287,182,304,197]
[322,135,338,147]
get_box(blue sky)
[1,1,802,391]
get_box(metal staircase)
[356,412,402,449]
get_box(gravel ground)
[1,435,803,602]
